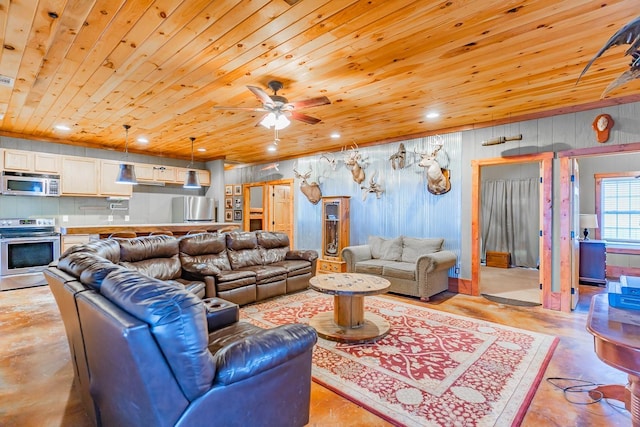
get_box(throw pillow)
[401,237,444,263]
[369,236,403,261]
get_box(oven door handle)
[0,236,60,244]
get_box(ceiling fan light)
[260,113,277,129]
[274,114,290,130]
[115,163,138,185]
[183,170,201,188]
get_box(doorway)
[243,179,294,243]
[471,153,553,308]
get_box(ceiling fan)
[214,80,331,129]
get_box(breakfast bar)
[58,222,239,238]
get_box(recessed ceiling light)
[54,124,71,131]
[426,112,440,119]
[197,148,206,152]
[267,145,277,153]
[137,137,149,144]
[330,132,341,139]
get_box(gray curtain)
[481,178,539,268]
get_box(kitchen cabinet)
[61,234,97,253]
[3,149,60,174]
[317,196,350,274]
[579,240,607,285]
[61,156,99,195]
[153,165,177,183]
[100,160,133,197]
[176,168,211,186]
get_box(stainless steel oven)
[0,218,60,276]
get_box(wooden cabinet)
[61,234,96,253]
[176,168,211,186]
[100,160,133,197]
[317,196,350,274]
[134,163,155,182]
[153,165,177,183]
[579,240,607,285]
[3,149,60,174]
[61,156,99,195]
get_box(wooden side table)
[309,273,390,343]
[587,294,640,426]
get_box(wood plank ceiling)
[0,0,639,165]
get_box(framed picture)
[225,185,233,195]
[225,198,232,209]
[224,210,233,221]
[233,210,242,221]
[234,185,242,195]
[234,198,242,209]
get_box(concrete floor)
[0,282,630,426]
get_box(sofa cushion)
[262,247,288,264]
[256,231,289,249]
[58,252,109,279]
[272,259,311,275]
[369,236,403,261]
[215,270,256,292]
[80,260,126,291]
[226,232,258,251]
[227,248,263,269]
[100,269,215,401]
[61,238,121,263]
[382,262,416,281]
[120,256,183,281]
[354,259,398,275]
[179,233,232,273]
[401,237,444,263]
[238,265,288,284]
[119,235,179,262]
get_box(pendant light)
[115,124,138,185]
[183,136,201,189]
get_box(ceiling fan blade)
[247,85,274,107]
[287,96,331,110]
[213,106,266,111]
[290,111,322,124]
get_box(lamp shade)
[183,170,201,189]
[579,214,599,230]
[115,163,138,185]
[259,112,290,130]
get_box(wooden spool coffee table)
[309,273,391,343]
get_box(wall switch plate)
[107,215,114,222]
[124,215,130,222]
[62,215,69,222]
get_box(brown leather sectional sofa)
[45,231,319,426]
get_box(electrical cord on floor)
[546,377,630,416]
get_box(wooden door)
[269,183,292,242]
[570,159,580,310]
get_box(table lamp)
[579,214,599,240]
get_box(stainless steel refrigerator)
[172,196,217,222]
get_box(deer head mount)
[389,142,406,170]
[416,143,451,195]
[360,170,384,201]
[342,144,368,184]
[320,152,337,171]
[293,167,322,204]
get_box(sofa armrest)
[182,261,221,277]
[213,324,317,386]
[286,250,318,262]
[341,245,372,272]
[416,250,457,273]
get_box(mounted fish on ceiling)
[577,16,640,97]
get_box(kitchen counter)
[58,222,239,238]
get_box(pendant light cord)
[189,137,195,168]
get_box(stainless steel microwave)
[1,171,61,196]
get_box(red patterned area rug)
[241,290,558,427]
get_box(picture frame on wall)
[225,185,233,195]
[234,185,242,195]
[225,198,232,209]
[233,210,242,221]
[225,210,233,221]
[234,198,242,209]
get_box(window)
[596,175,640,243]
